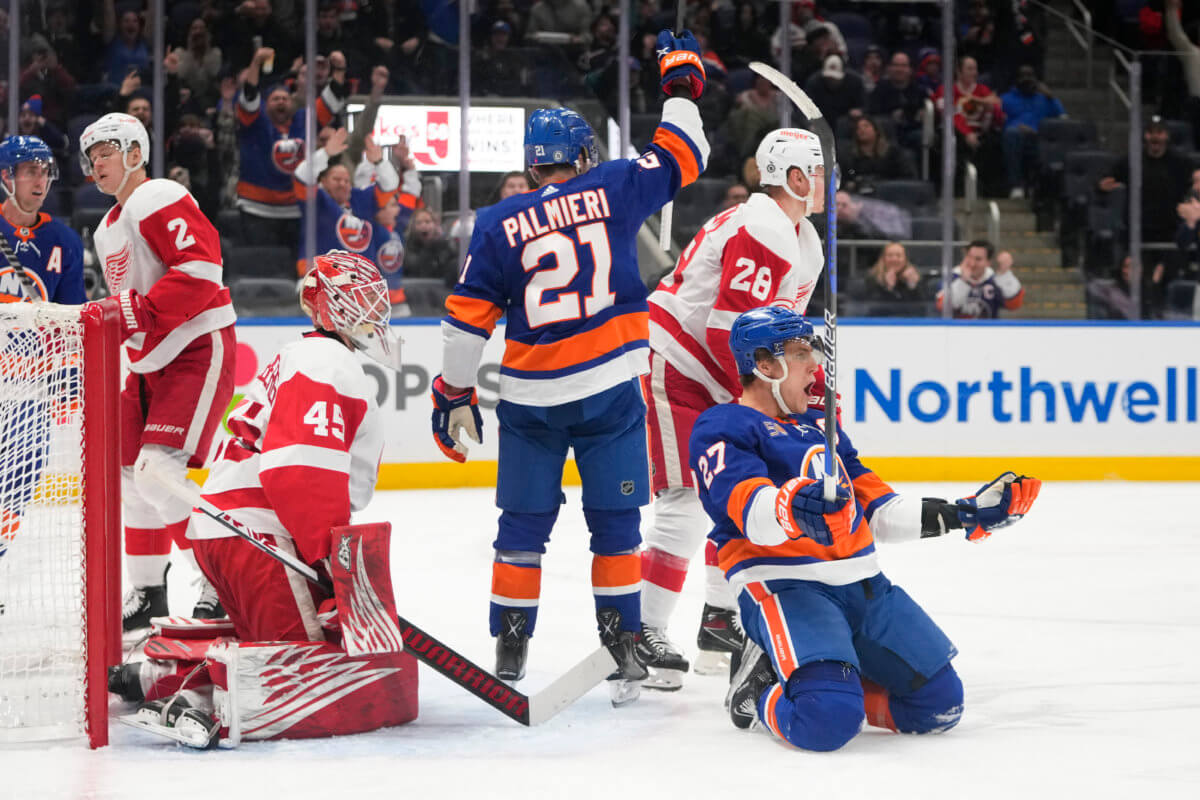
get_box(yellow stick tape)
[187,457,1199,491]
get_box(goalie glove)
[430,374,483,463]
[775,477,852,546]
[955,472,1041,542]
[656,29,705,99]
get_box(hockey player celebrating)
[431,29,710,694]
[108,252,413,748]
[81,112,235,631]
[691,306,1040,751]
[640,128,828,688]
[0,135,86,303]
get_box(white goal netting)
[0,303,91,742]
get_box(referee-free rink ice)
[3,482,1198,800]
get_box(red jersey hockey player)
[81,112,235,632]
[108,252,413,748]
[638,128,827,688]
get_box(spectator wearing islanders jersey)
[353,135,422,306]
[236,47,349,251]
[431,30,710,695]
[936,239,1024,319]
[293,128,412,277]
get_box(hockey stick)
[0,228,44,303]
[657,0,688,252]
[142,471,616,726]
[748,61,840,501]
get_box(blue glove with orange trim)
[955,472,1041,542]
[775,477,852,546]
[431,375,483,463]
[656,29,705,99]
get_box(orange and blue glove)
[431,375,482,463]
[775,477,852,546]
[956,472,1041,541]
[656,29,705,99]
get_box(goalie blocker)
[115,523,418,748]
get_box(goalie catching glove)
[431,375,483,463]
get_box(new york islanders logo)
[104,244,132,291]
[0,267,47,302]
[336,213,372,252]
[376,239,404,274]
[272,138,305,174]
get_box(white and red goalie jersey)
[93,178,236,373]
[648,192,824,403]
[192,332,384,564]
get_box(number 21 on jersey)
[522,222,614,328]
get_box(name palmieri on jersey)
[501,188,613,247]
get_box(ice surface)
[3,482,1198,799]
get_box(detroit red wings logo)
[104,244,132,290]
[272,138,305,174]
[376,239,404,274]
[336,213,372,252]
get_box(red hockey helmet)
[300,250,402,370]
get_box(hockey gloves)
[89,291,151,340]
[656,29,705,99]
[955,472,1041,542]
[775,477,852,546]
[431,374,483,463]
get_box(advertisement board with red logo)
[349,104,525,173]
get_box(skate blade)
[693,649,731,675]
[641,667,685,692]
[118,712,215,749]
[608,678,642,707]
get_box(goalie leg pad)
[207,640,418,746]
[329,523,406,656]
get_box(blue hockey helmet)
[561,109,598,169]
[525,108,595,171]
[0,135,59,189]
[729,306,820,375]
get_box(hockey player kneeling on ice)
[691,307,1040,751]
[108,251,415,748]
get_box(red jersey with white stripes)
[93,178,235,373]
[648,192,823,404]
[193,333,383,565]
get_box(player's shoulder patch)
[124,178,193,220]
[741,194,804,262]
[278,336,377,402]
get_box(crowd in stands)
[4,0,1198,320]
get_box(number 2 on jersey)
[522,221,613,327]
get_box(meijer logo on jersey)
[855,367,1200,424]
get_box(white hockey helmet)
[78,113,150,196]
[300,250,403,371]
[755,128,825,212]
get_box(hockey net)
[0,302,121,748]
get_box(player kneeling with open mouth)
[107,251,414,748]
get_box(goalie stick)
[748,60,840,501]
[0,227,45,303]
[141,469,616,726]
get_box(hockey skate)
[636,624,689,691]
[726,639,776,731]
[122,584,169,638]
[191,577,226,620]
[597,608,647,708]
[107,661,145,703]
[495,609,529,682]
[695,603,746,676]
[119,694,220,749]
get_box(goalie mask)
[755,128,828,213]
[300,251,402,371]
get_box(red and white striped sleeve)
[258,368,369,564]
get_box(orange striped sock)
[861,678,897,731]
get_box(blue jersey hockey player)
[431,29,710,695]
[0,135,85,303]
[690,306,1041,751]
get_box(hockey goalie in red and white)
[81,112,235,631]
[107,252,416,748]
[638,128,833,688]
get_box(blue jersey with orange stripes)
[690,403,898,589]
[0,213,85,304]
[295,182,397,274]
[441,98,709,407]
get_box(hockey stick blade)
[143,469,613,725]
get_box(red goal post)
[0,302,121,748]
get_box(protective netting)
[0,303,88,742]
